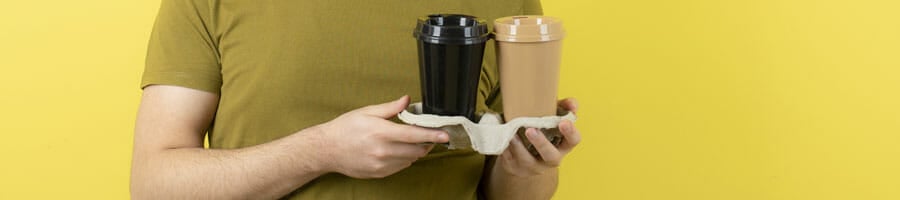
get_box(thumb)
[357,95,410,118]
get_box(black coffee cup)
[413,14,489,121]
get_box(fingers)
[357,95,410,118]
[525,128,562,166]
[380,123,449,144]
[557,120,581,154]
[379,143,433,159]
[508,132,536,164]
[558,98,579,113]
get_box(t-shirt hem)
[140,71,222,94]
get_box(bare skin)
[130,85,582,199]
[130,85,448,199]
[484,98,582,200]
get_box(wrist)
[285,124,333,177]
[488,167,558,200]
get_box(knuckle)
[369,162,388,173]
[356,118,375,128]
[369,131,384,140]
[518,156,537,166]
[402,132,417,143]
[363,133,380,142]
[370,148,389,159]
[368,129,390,141]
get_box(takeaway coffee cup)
[494,15,566,156]
[413,14,490,121]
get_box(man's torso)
[200,1,535,199]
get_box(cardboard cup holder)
[398,102,576,155]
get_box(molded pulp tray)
[398,102,576,155]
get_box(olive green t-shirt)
[141,0,541,199]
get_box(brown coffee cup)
[494,15,566,157]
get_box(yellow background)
[1,0,898,199]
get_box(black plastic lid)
[413,14,490,45]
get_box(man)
[130,0,582,199]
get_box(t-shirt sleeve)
[141,0,222,94]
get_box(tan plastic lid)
[493,15,565,42]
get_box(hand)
[495,98,582,177]
[310,95,449,178]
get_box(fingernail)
[526,128,539,138]
[437,133,449,141]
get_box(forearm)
[130,127,326,200]
[485,159,559,200]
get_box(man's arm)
[483,98,582,200]
[130,85,326,199]
[130,85,450,199]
